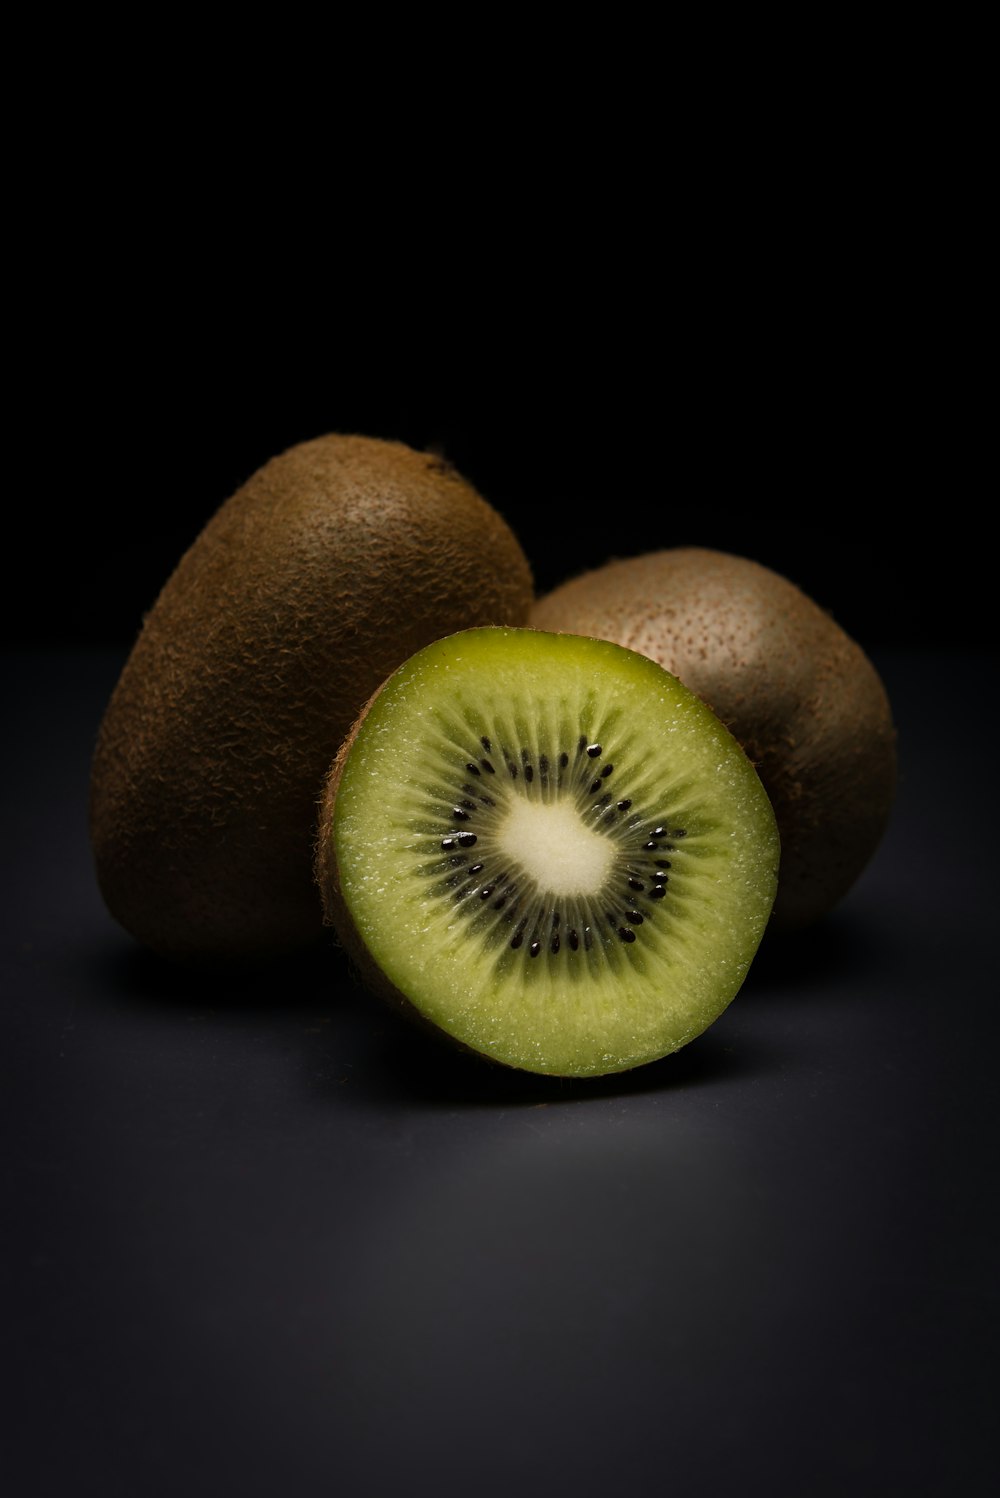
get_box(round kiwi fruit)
[530,547,896,930]
[89,434,534,965]
[315,626,779,1078]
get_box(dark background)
[5,148,997,1497]
[5,229,987,657]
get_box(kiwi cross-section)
[317,627,780,1078]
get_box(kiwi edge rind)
[314,679,484,1062]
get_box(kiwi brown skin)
[89,433,534,966]
[530,547,897,931]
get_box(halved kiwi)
[316,627,780,1078]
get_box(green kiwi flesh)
[530,548,897,931]
[317,627,779,1078]
[89,434,533,965]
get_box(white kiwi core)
[496,798,614,896]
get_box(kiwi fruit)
[315,626,779,1078]
[89,434,533,965]
[530,547,896,930]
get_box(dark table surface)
[3,645,996,1498]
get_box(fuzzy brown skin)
[530,548,896,930]
[90,434,534,965]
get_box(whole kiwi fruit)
[530,547,896,930]
[89,433,534,965]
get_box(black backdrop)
[6,148,998,1498]
[7,265,983,659]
